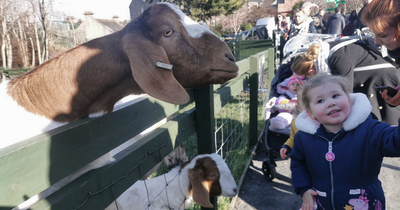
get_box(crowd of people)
[274,0,373,44]
[267,0,400,209]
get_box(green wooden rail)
[0,47,275,210]
[227,39,275,61]
[0,68,31,79]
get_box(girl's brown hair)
[291,43,320,76]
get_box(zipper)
[317,132,341,210]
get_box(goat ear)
[189,167,214,208]
[122,33,190,105]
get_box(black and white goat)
[2,2,238,209]
[105,153,238,210]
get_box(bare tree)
[222,8,247,35]
[246,6,275,26]
[38,0,53,62]
[29,0,42,65]
[0,0,12,69]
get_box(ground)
[232,140,400,210]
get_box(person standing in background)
[275,13,290,40]
[342,15,354,36]
[287,8,317,40]
[348,10,358,30]
[356,0,372,30]
[326,7,345,35]
[276,13,290,61]
[321,12,331,34]
[300,1,319,17]
[314,9,325,34]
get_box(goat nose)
[225,53,236,63]
[233,188,238,194]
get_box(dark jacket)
[326,13,345,35]
[313,14,324,34]
[291,93,400,210]
[356,6,367,30]
[327,40,400,125]
[322,18,329,34]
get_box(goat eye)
[163,28,173,37]
[209,173,217,179]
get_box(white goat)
[105,153,238,210]
[2,2,238,209]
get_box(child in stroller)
[265,74,303,130]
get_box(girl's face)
[289,82,301,94]
[373,26,400,51]
[306,82,352,133]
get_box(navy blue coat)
[291,93,400,210]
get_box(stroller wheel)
[262,158,276,181]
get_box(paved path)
[233,141,400,210]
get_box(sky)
[53,0,133,21]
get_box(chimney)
[112,15,119,23]
[83,11,94,19]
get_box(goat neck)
[6,34,136,122]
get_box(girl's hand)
[381,85,400,106]
[280,148,288,159]
[301,189,318,210]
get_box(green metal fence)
[0,46,275,210]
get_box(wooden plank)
[0,97,184,206]
[31,109,197,210]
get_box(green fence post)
[268,47,275,84]
[235,40,240,61]
[194,84,217,210]
[249,55,259,147]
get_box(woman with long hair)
[287,9,316,40]
[361,0,400,106]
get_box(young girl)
[290,73,400,210]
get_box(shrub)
[241,23,252,31]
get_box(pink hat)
[288,75,304,87]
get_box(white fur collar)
[295,93,372,134]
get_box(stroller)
[261,31,387,181]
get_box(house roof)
[96,19,124,32]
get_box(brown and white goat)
[3,2,238,209]
[0,2,238,149]
[105,153,238,210]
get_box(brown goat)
[5,2,238,123]
[4,3,238,209]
